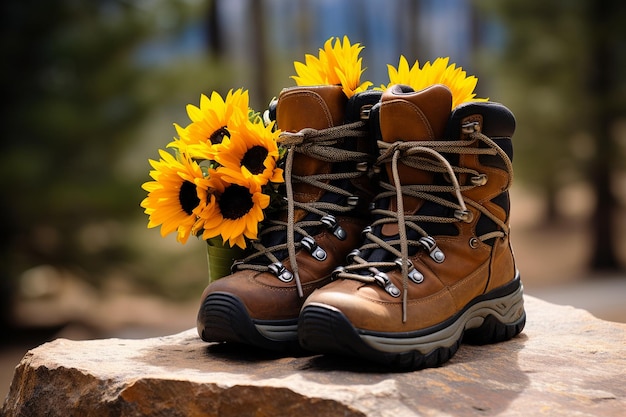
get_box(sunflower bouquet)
[141,89,284,281]
[141,35,486,283]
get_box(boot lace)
[333,129,514,321]
[231,121,371,297]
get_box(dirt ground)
[2,186,625,401]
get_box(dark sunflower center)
[179,180,200,215]
[209,126,229,144]
[219,184,254,220]
[241,145,269,174]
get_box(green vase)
[206,240,243,283]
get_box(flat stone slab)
[2,295,625,416]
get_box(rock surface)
[2,295,625,417]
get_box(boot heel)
[463,311,526,345]
[463,281,526,345]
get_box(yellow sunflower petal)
[141,150,206,244]
[382,56,488,108]
[170,89,253,160]
[291,36,371,98]
[193,170,271,249]
[213,120,284,187]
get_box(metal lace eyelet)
[347,249,361,263]
[471,174,488,186]
[373,271,400,298]
[268,262,293,282]
[331,266,345,280]
[461,121,481,134]
[384,282,401,297]
[320,214,347,240]
[431,250,445,263]
[230,260,244,273]
[356,161,368,172]
[454,209,474,223]
[361,226,372,238]
[394,257,411,268]
[347,196,359,207]
[409,270,424,284]
[418,236,446,263]
[394,258,424,284]
[469,237,480,249]
[360,104,373,120]
[301,236,327,261]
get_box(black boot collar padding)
[344,90,383,124]
[446,101,516,139]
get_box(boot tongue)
[275,85,347,224]
[380,84,452,180]
[276,85,347,179]
[379,84,452,236]
[276,85,346,130]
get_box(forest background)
[1,0,625,382]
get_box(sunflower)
[195,169,270,249]
[292,36,372,98]
[382,56,488,109]
[168,89,251,160]
[141,149,208,244]
[213,120,284,188]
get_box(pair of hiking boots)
[196,83,526,369]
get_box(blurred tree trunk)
[297,0,313,53]
[407,0,420,59]
[206,0,223,57]
[588,0,621,271]
[544,182,560,224]
[479,0,625,273]
[250,0,268,108]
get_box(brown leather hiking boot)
[299,84,526,368]
[196,85,381,351]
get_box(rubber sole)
[298,277,526,369]
[197,292,299,352]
